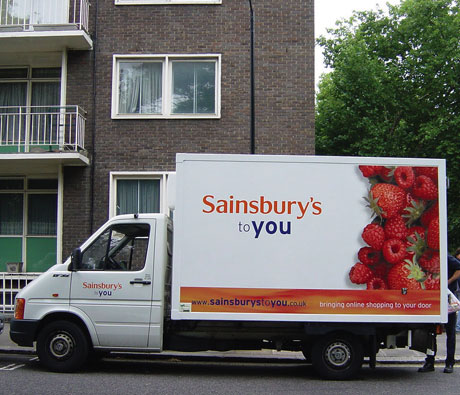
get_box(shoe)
[444,365,453,373]
[418,362,435,372]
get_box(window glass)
[28,179,58,190]
[117,179,161,215]
[27,194,57,235]
[81,224,150,271]
[172,62,215,114]
[0,69,28,79]
[31,68,61,79]
[119,62,162,114]
[0,179,24,190]
[0,194,23,235]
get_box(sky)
[315,0,401,89]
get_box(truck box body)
[9,153,448,378]
[173,154,447,323]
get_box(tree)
[316,0,460,250]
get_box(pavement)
[2,319,460,365]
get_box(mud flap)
[410,328,436,354]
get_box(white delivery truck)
[10,154,447,379]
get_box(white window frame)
[115,1,221,5]
[112,54,221,119]
[109,172,172,218]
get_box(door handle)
[130,279,152,285]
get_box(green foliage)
[316,0,460,250]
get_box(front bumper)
[10,319,40,347]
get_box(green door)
[0,180,57,272]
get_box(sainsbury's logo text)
[202,195,323,238]
[202,195,322,219]
[83,282,123,297]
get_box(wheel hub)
[325,342,351,368]
[49,333,74,359]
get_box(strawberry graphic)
[426,217,440,250]
[393,166,415,190]
[413,175,438,201]
[349,263,374,284]
[402,194,426,226]
[420,201,439,228]
[419,250,440,274]
[387,260,425,290]
[406,226,426,258]
[367,183,406,219]
[382,238,408,264]
[367,277,388,290]
[362,223,385,250]
[358,247,381,266]
[384,215,408,240]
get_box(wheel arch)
[36,311,96,349]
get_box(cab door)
[70,220,155,348]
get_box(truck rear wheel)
[311,333,363,380]
[37,320,89,373]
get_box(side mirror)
[69,248,82,271]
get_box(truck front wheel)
[36,320,89,373]
[311,333,363,380]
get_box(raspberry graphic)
[358,247,381,266]
[394,166,415,190]
[384,215,408,240]
[382,238,408,264]
[349,263,373,284]
[362,223,385,250]
[367,277,388,290]
[419,250,440,274]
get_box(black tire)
[36,320,89,373]
[311,333,363,380]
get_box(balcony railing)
[0,0,90,32]
[0,273,39,314]
[0,105,86,153]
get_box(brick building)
[0,0,314,276]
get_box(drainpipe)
[90,0,99,234]
[248,0,255,154]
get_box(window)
[112,55,220,119]
[0,177,58,272]
[0,178,57,236]
[110,172,171,217]
[0,67,61,147]
[80,224,150,271]
[115,1,221,5]
[117,179,160,215]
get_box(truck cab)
[10,214,171,372]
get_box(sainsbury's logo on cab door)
[82,282,123,297]
[202,194,323,238]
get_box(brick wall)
[62,0,314,254]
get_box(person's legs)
[444,312,457,372]
[418,330,437,372]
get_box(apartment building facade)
[0,0,314,276]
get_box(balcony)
[0,0,92,52]
[0,105,86,152]
[0,105,89,172]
